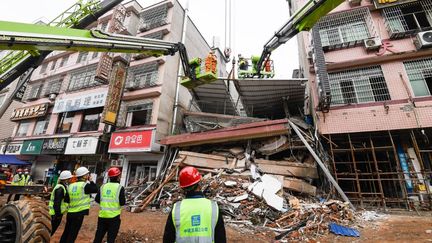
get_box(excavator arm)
[0,0,124,91]
[256,0,345,76]
[0,20,195,81]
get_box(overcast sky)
[0,0,299,78]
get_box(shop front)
[63,136,107,183]
[108,128,164,187]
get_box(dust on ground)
[48,205,432,243]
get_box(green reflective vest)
[68,181,91,213]
[172,198,218,243]
[49,184,68,215]
[20,174,30,186]
[11,174,21,185]
[98,182,122,218]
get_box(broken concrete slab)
[255,159,318,179]
[233,193,249,202]
[224,180,237,187]
[283,177,316,196]
[263,191,284,211]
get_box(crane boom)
[256,0,344,76]
[0,20,194,80]
[0,0,124,91]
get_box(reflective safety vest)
[20,175,30,186]
[172,198,218,243]
[49,184,68,215]
[98,182,122,218]
[68,181,91,213]
[11,174,21,185]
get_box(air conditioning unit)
[364,37,382,51]
[415,31,432,50]
[348,0,361,6]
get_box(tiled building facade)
[291,0,432,208]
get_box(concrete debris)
[360,211,386,221]
[224,180,237,187]
[233,193,249,202]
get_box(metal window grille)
[329,66,390,105]
[27,84,42,100]
[68,65,99,91]
[59,55,69,68]
[126,63,159,89]
[139,4,168,31]
[76,52,88,63]
[51,59,57,70]
[383,0,432,39]
[39,63,48,74]
[317,7,375,50]
[404,57,432,97]
[43,78,62,96]
[143,31,164,40]
[92,52,99,59]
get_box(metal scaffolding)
[326,130,432,210]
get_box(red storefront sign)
[108,130,153,153]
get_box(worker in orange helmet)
[93,167,125,243]
[163,166,226,243]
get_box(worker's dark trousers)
[51,215,63,235]
[59,213,84,243]
[93,216,121,243]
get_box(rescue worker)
[93,167,125,243]
[49,170,72,235]
[12,168,22,185]
[21,168,31,185]
[163,166,227,243]
[60,166,98,243]
[9,168,23,201]
[238,54,248,71]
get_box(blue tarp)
[329,222,360,237]
[0,155,31,165]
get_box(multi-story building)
[291,0,432,208]
[7,0,227,186]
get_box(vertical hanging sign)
[102,61,127,125]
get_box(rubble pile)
[156,172,359,241]
[116,230,149,242]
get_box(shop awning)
[0,155,31,165]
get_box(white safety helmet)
[59,170,72,180]
[75,167,90,177]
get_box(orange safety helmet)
[179,166,201,188]
[108,167,121,178]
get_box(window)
[16,121,31,137]
[0,94,6,106]
[76,52,88,63]
[126,102,152,127]
[27,84,42,100]
[404,57,432,96]
[51,59,57,70]
[92,52,98,59]
[140,4,168,31]
[33,115,50,135]
[39,63,48,74]
[317,7,373,49]
[101,22,109,31]
[127,162,157,185]
[80,108,102,132]
[68,66,99,91]
[383,1,432,38]
[59,55,69,68]
[43,79,62,96]
[126,63,158,89]
[329,66,390,105]
[56,112,74,134]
